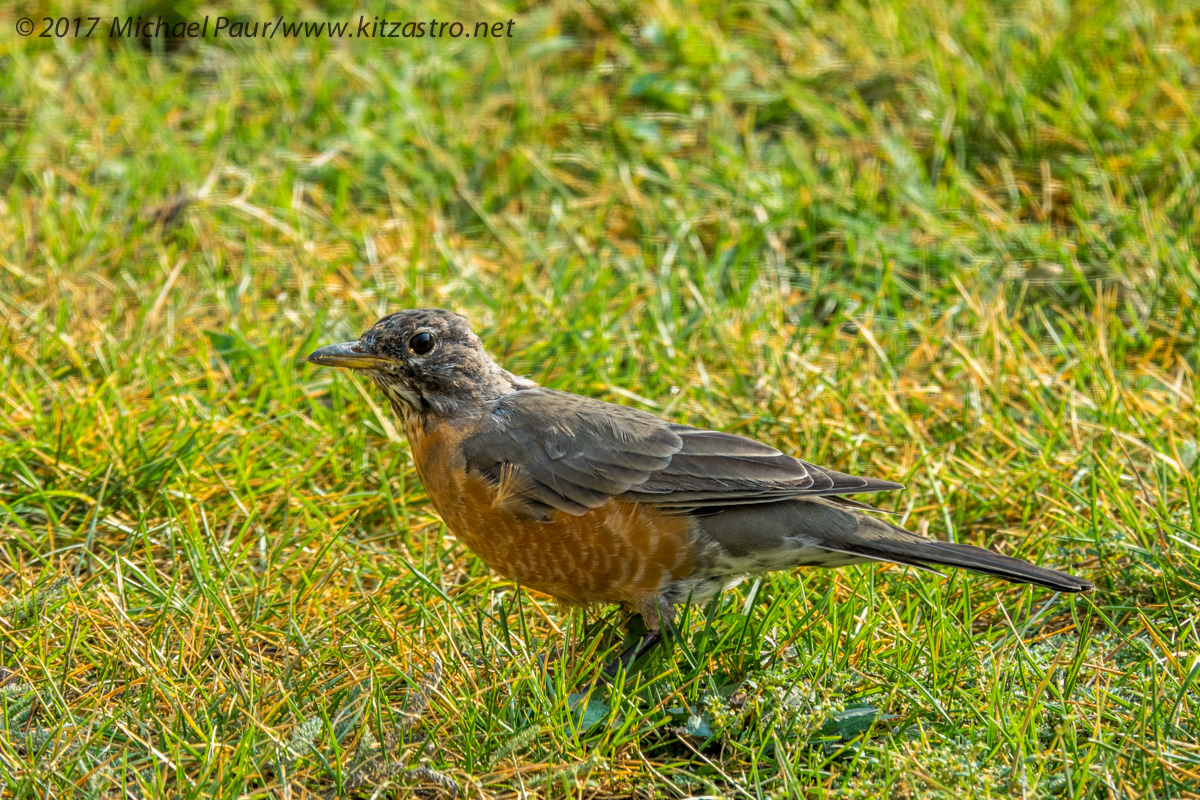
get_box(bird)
[307,308,1093,675]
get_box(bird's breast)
[405,416,696,605]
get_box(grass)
[1,0,1198,796]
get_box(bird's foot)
[600,629,663,679]
[594,596,676,682]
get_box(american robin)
[307,308,1093,674]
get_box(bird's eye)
[408,332,435,355]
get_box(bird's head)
[306,308,527,420]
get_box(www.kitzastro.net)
[21,16,516,39]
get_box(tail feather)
[830,513,1094,593]
[696,497,1094,593]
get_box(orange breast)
[406,417,695,605]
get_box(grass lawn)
[2,0,1198,796]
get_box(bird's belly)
[420,468,695,605]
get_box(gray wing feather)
[460,389,902,517]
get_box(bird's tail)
[697,497,1094,593]
[831,511,1094,593]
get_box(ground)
[1,0,1198,797]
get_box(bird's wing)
[458,388,902,517]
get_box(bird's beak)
[305,341,395,370]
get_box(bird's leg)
[600,630,662,679]
[600,597,675,679]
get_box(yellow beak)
[305,341,396,370]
